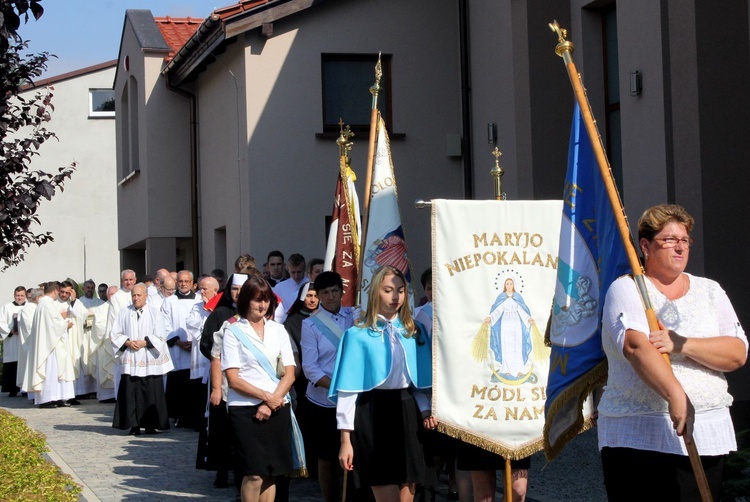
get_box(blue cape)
[488,292,532,368]
[328,317,431,402]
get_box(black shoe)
[39,402,57,409]
[67,399,81,406]
[129,427,141,436]
[145,428,158,435]
[448,491,459,501]
[100,398,116,404]
[9,392,18,398]
[57,400,71,407]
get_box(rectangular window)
[89,89,115,118]
[321,53,392,133]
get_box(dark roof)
[22,60,117,92]
[126,9,172,53]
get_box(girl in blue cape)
[328,266,436,502]
[484,278,534,379]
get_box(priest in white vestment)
[0,286,27,396]
[107,270,136,395]
[111,284,173,435]
[58,281,96,399]
[28,281,76,407]
[91,286,119,401]
[17,288,42,393]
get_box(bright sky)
[17,1,224,79]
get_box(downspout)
[459,0,474,199]
[164,78,200,275]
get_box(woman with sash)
[329,266,436,502]
[221,275,301,502]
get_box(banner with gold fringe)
[432,199,561,459]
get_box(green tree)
[0,0,76,270]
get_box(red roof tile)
[154,16,203,61]
[213,0,271,21]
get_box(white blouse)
[598,274,747,456]
[221,318,296,407]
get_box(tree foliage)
[0,0,76,270]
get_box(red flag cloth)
[327,174,359,306]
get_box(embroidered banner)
[432,199,561,459]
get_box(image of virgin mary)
[484,278,533,382]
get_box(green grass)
[0,409,81,501]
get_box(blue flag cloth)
[543,104,630,459]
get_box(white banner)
[432,199,562,459]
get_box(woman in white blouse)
[599,204,747,500]
[222,276,297,502]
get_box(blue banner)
[543,104,630,459]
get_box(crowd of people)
[0,204,747,502]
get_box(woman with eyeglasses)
[598,204,748,501]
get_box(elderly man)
[111,283,173,435]
[28,281,76,408]
[149,275,175,311]
[0,286,27,396]
[162,270,201,427]
[148,268,170,299]
[186,276,220,432]
[273,253,308,323]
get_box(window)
[89,89,115,118]
[321,53,392,133]
[602,6,623,190]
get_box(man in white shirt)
[111,283,173,435]
[273,253,309,324]
[0,286,27,396]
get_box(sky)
[16,1,226,79]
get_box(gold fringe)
[437,422,543,461]
[542,359,608,460]
[471,323,490,362]
[530,322,549,363]
[289,467,309,478]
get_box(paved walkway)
[0,393,607,501]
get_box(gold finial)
[490,147,505,201]
[549,20,575,58]
[370,52,382,100]
[337,118,354,158]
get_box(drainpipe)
[459,0,474,199]
[164,79,200,275]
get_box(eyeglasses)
[653,236,693,248]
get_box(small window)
[321,54,392,133]
[89,89,115,118]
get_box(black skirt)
[228,404,294,477]
[112,374,170,430]
[305,401,340,461]
[352,388,425,487]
